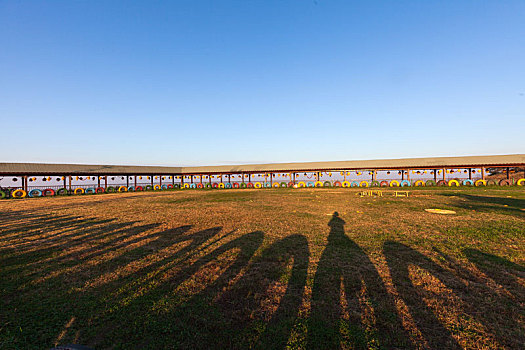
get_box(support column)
[151,176,154,187]
[468,169,472,180]
[160,176,162,187]
[507,167,510,180]
[270,173,273,185]
[126,176,129,188]
[442,168,446,182]
[401,171,404,181]
[64,176,67,189]
[481,167,485,180]
[434,170,437,182]
[98,176,101,188]
[69,175,73,191]
[23,175,27,192]
[228,174,231,184]
[372,171,375,181]
[248,174,251,183]
[293,173,296,183]
[406,169,410,182]
[104,176,107,189]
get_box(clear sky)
[0,1,524,166]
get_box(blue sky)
[0,0,524,166]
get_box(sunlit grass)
[0,187,523,349]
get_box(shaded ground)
[0,187,524,349]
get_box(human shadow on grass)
[384,242,463,349]
[86,230,265,349]
[2,223,230,349]
[307,212,412,350]
[213,234,309,349]
[441,193,525,216]
[428,247,525,348]
[0,218,149,275]
[102,230,310,350]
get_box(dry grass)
[0,187,524,349]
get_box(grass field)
[1,187,524,349]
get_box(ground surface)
[0,187,524,349]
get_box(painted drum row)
[2,178,524,199]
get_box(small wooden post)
[406,170,410,182]
[135,176,137,188]
[507,167,510,180]
[481,167,485,180]
[104,176,107,189]
[442,168,446,182]
[23,176,27,192]
[151,176,154,187]
[160,175,162,187]
[468,169,472,180]
[126,176,129,188]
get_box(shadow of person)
[215,234,309,349]
[464,248,525,298]
[308,212,411,349]
[384,241,462,350]
[430,246,525,348]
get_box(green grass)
[0,187,524,349]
